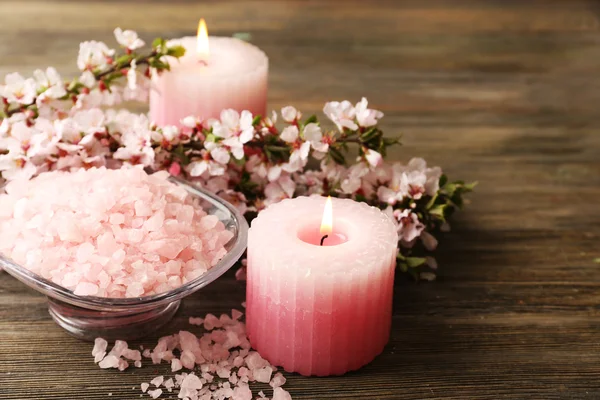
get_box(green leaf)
[359,127,379,142]
[425,193,438,210]
[429,204,447,219]
[383,135,401,146]
[464,181,478,191]
[152,37,166,49]
[304,115,318,125]
[167,45,186,58]
[406,257,427,268]
[172,144,190,165]
[115,54,132,66]
[398,261,408,273]
[396,252,406,261]
[329,146,346,165]
[252,115,262,126]
[439,174,448,187]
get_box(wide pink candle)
[149,22,268,127]
[246,196,398,376]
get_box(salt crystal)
[270,372,286,388]
[272,387,292,400]
[141,383,149,393]
[74,281,99,296]
[171,358,183,372]
[92,338,108,360]
[147,388,162,399]
[150,375,164,387]
[181,373,203,390]
[117,358,129,371]
[98,355,119,369]
[164,378,175,390]
[245,352,269,370]
[253,366,273,383]
[258,391,266,398]
[122,349,141,361]
[134,360,142,368]
[232,383,252,400]
[189,317,204,326]
[181,350,196,369]
[231,309,243,321]
[203,314,221,331]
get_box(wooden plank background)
[1,0,600,398]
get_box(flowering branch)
[0,28,475,280]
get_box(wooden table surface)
[2,0,600,399]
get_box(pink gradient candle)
[149,19,268,127]
[246,196,398,376]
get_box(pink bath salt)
[142,349,152,358]
[0,167,231,299]
[147,388,162,399]
[253,366,273,384]
[163,378,175,390]
[245,352,269,370]
[92,338,108,359]
[98,355,119,369]
[122,349,142,361]
[231,309,243,321]
[199,215,219,230]
[203,313,221,331]
[109,213,125,225]
[125,282,144,297]
[141,383,149,393]
[181,373,203,390]
[273,387,292,400]
[150,375,164,387]
[171,358,183,372]
[180,350,196,369]
[232,383,252,400]
[134,360,142,368]
[270,372,286,388]
[117,358,129,371]
[258,391,266,398]
[109,340,128,358]
[74,281,99,296]
[189,317,204,326]
[216,367,230,379]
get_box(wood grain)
[2,0,600,399]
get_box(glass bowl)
[0,177,248,341]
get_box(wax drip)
[320,235,329,246]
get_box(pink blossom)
[77,41,115,71]
[0,153,37,181]
[364,149,382,168]
[114,28,145,50]
[355,97,383,127]
[281,106,300,123]
[212,109,254,160]
[323,100,358,131]
[34,67,67,101]
[1,73,36,105]
[188,151,226,177]
[390,208,425,242]
[264,175,295,206]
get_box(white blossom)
[127,59,137,90]
[188,152,226,177]
[0,153,37,181]
[385,208,425,242]
[212,109,254,160]
[323,100,358,131]
[281,106,300,123]
[34,67,66,101]
[364,149,382,168]
[303,123,328,152]
[114,28,145,50]
[77,41,115,71]
[354,97,383,127]
[1,73,36,105]
[264,175,295,206]
[205,142,231,165]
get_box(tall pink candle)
[246,196,398,376]
[150,20,268,127]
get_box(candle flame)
[320,196,333,236]
[196,18,209,60]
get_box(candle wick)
[320,235,329,246]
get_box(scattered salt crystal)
[258,391,266,398]
[181,373,203,390]
[232,383,252,400]
[98,355,119,369]
[134,360,142,368]
[189,317,204,326]
[164,378,174,390]
[203,313,220,331]
[273,387,292,400]
[122,349,141,361]
[117,358,129,371]
[141,383,149,393]
[150,375,164,387]
[245,352,269,370]
[171,358,183,372]
[241,302,246,308]
[235,266,247,281]
[270,372,286,388]
[147,388,162,399]
[253,366,273,383]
